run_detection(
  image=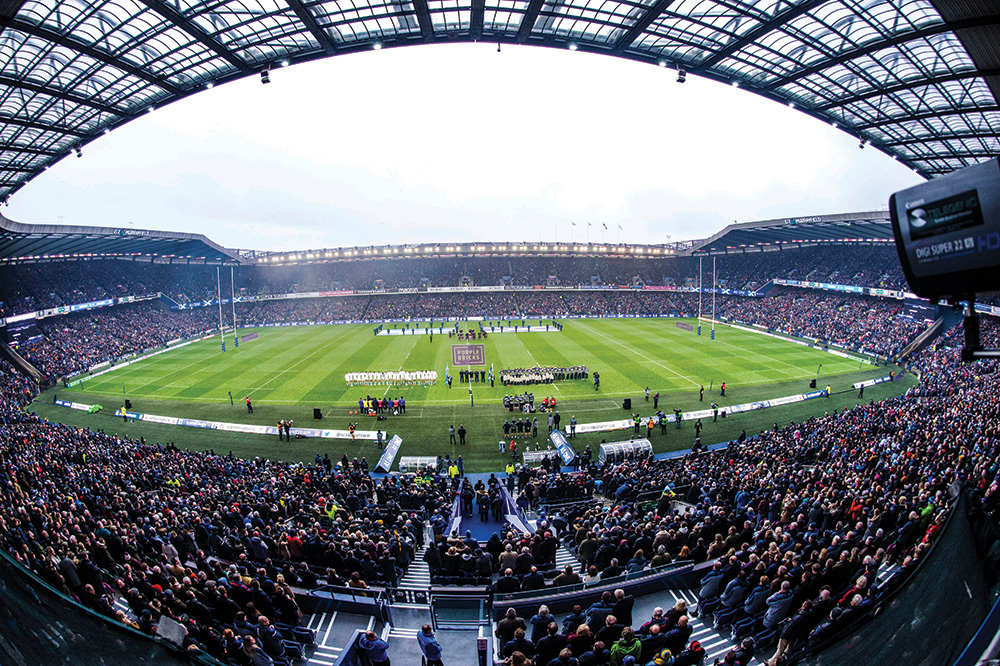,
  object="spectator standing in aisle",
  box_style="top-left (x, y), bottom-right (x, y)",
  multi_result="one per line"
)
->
top-left (418, 625), bottom-right (444, 666)
top-left (360, 631), bottom-right (391, 666)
